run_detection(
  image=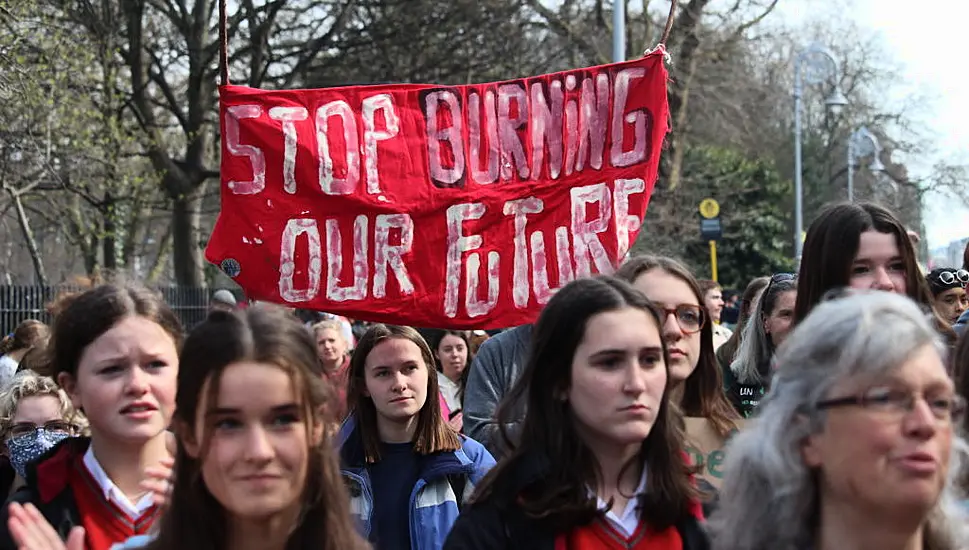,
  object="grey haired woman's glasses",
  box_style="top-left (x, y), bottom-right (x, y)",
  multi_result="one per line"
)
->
top-left (816, 386), bottom-right (966, 423)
